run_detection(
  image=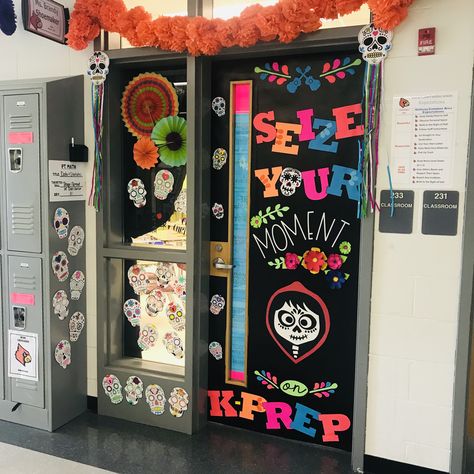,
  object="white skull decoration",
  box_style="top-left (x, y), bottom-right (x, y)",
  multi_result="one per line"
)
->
top-left (358, 24), bottom-right (393, 64)
top-left (53, 207), bottom-right (70, 239)
top-left (146, 384), bottom-right (166, 415)
top-left (212, 97), bottom-right (226, 117)
top-left (210, 294), bottom-right (225, 315)
top-left (137, 323), bottom-right (158, 351)
top-left (274, 300), bottom-right (320, 359)
top-left (87, 51), bottom-right (110, 85)
top-left (163, 331), bottom-right (184, 359)
top-left (212, 203), bottom-right (224, 220)
top-left (127, 178), bottom-right (147, 208)
top-left (102, 374), bottom-right (123, 404)
top-left (209, 341), bottom-right (223, 360)
top-left (168, 387), bottom-right (189, 417)
top-left (174, 189), bottom-right (186, 214)
top-left (128, 265), bottom-right (148, 294)
top-left (167, 302), bottom-right (185, 332)
top-left (52, 251), bottom-right (69, 282)
top-left (55, 340), bottom-right (71, 369)
top-left (124, 376), bottom-right (143, 406)
top-left (279, 168), bottom-right (302, 197)
top-left (68, 226), bottom-right (85, 256)
top-left (155, 263), bottom-right (175, 289)
top-left (69, 311), bottom-right (85, 342)
top-left (145, 292), bottom-right (165, 317)
top-left (52, 290), bottom-right (69, 320)
top-left (154, 170), bottom-right (174, 200)
top-left (123, 299), bottom-right (141, 327)
top-left (70, 270), bottom-right (85, 300)
top-left (212, 148), bottom-right (228, 170)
